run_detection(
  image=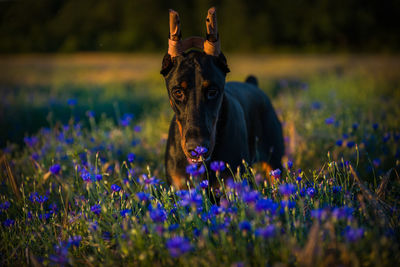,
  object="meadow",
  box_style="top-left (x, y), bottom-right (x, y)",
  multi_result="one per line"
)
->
top-left (0, 53), bottom-right (399, 266)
